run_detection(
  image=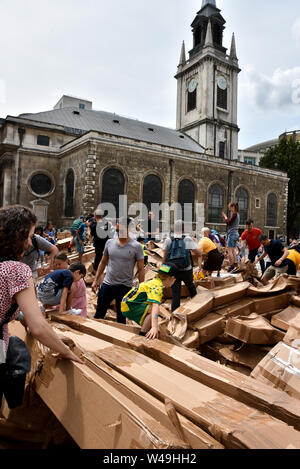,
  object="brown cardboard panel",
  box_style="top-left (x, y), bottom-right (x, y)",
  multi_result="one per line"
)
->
top-left (36, 356), bottom-right (191, 449)
top-left (251, 342), bottom-right (300, 400)
top-left (192, 313), bottom-right (225, 345)
top-left (196, 276), bottom-right (236, 290)
top-left (212, 283), bottom-right (250, 308)
top-left (49, 327), bottom-right (300, 449)
top-left (247, 276), bottom-right (290, 297)
top-left (214, 298), bottom-right (255, 319)
top-left (283, 319), bottom-right (300, 347)
top-left (172, 291), bottom-right (214, 323)
top-left (271, 306), bottom-right (300, 331)
top-left (218, 345), bottom-right (269, 370)
top-left (225, 313), bottom-right (285, 345)
top-left (50, 314), bottom-right (300, 431)
top-left (253, 293), bottom-right (292, 315)
top-left (291, 296), bottom-right (300, 307)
